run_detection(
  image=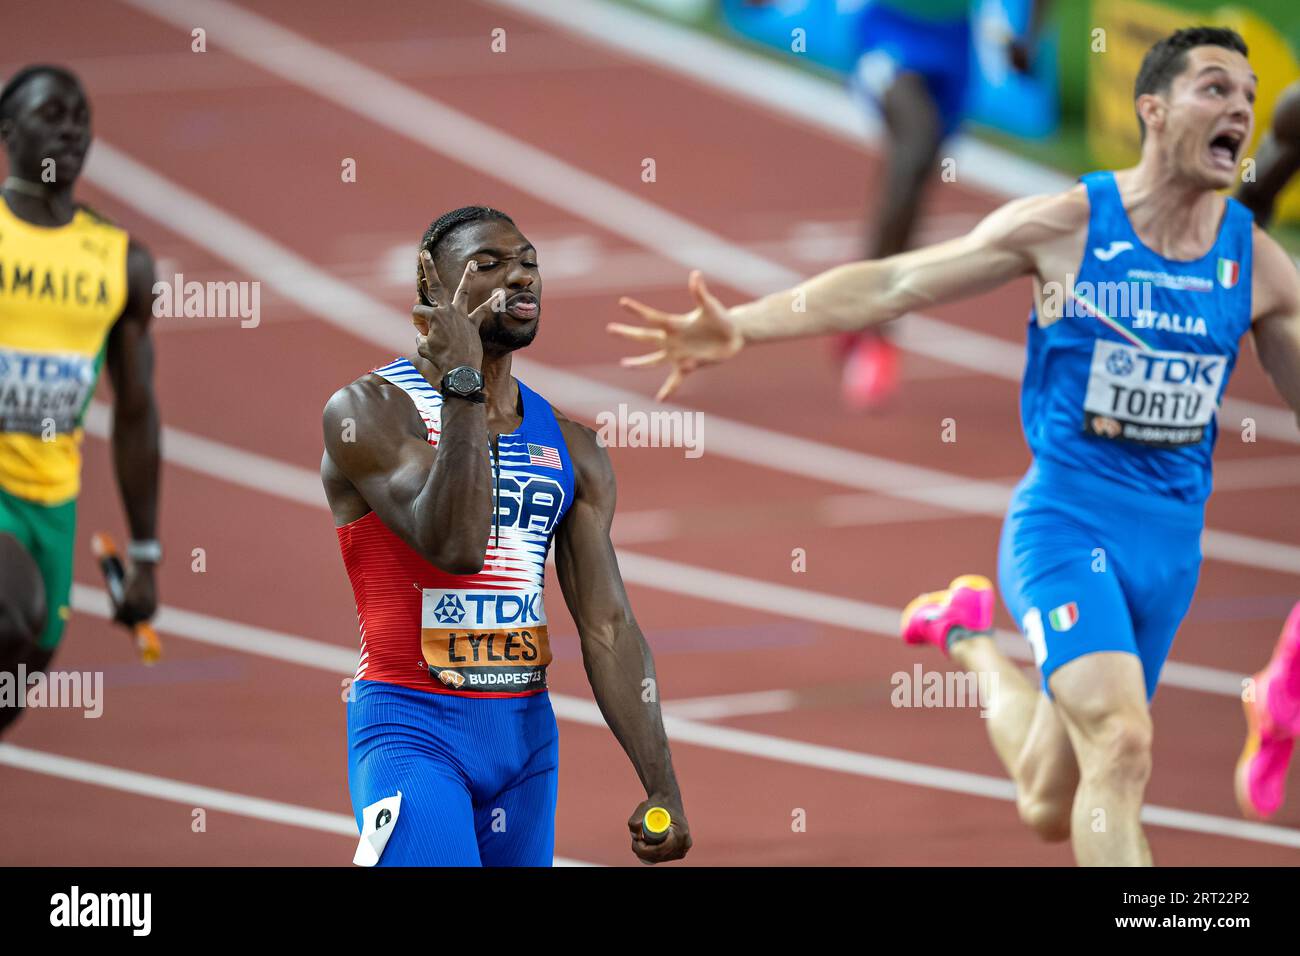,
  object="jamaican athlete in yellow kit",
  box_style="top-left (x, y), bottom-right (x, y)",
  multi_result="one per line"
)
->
top-left (0, 198), bottom-right (129, 647)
